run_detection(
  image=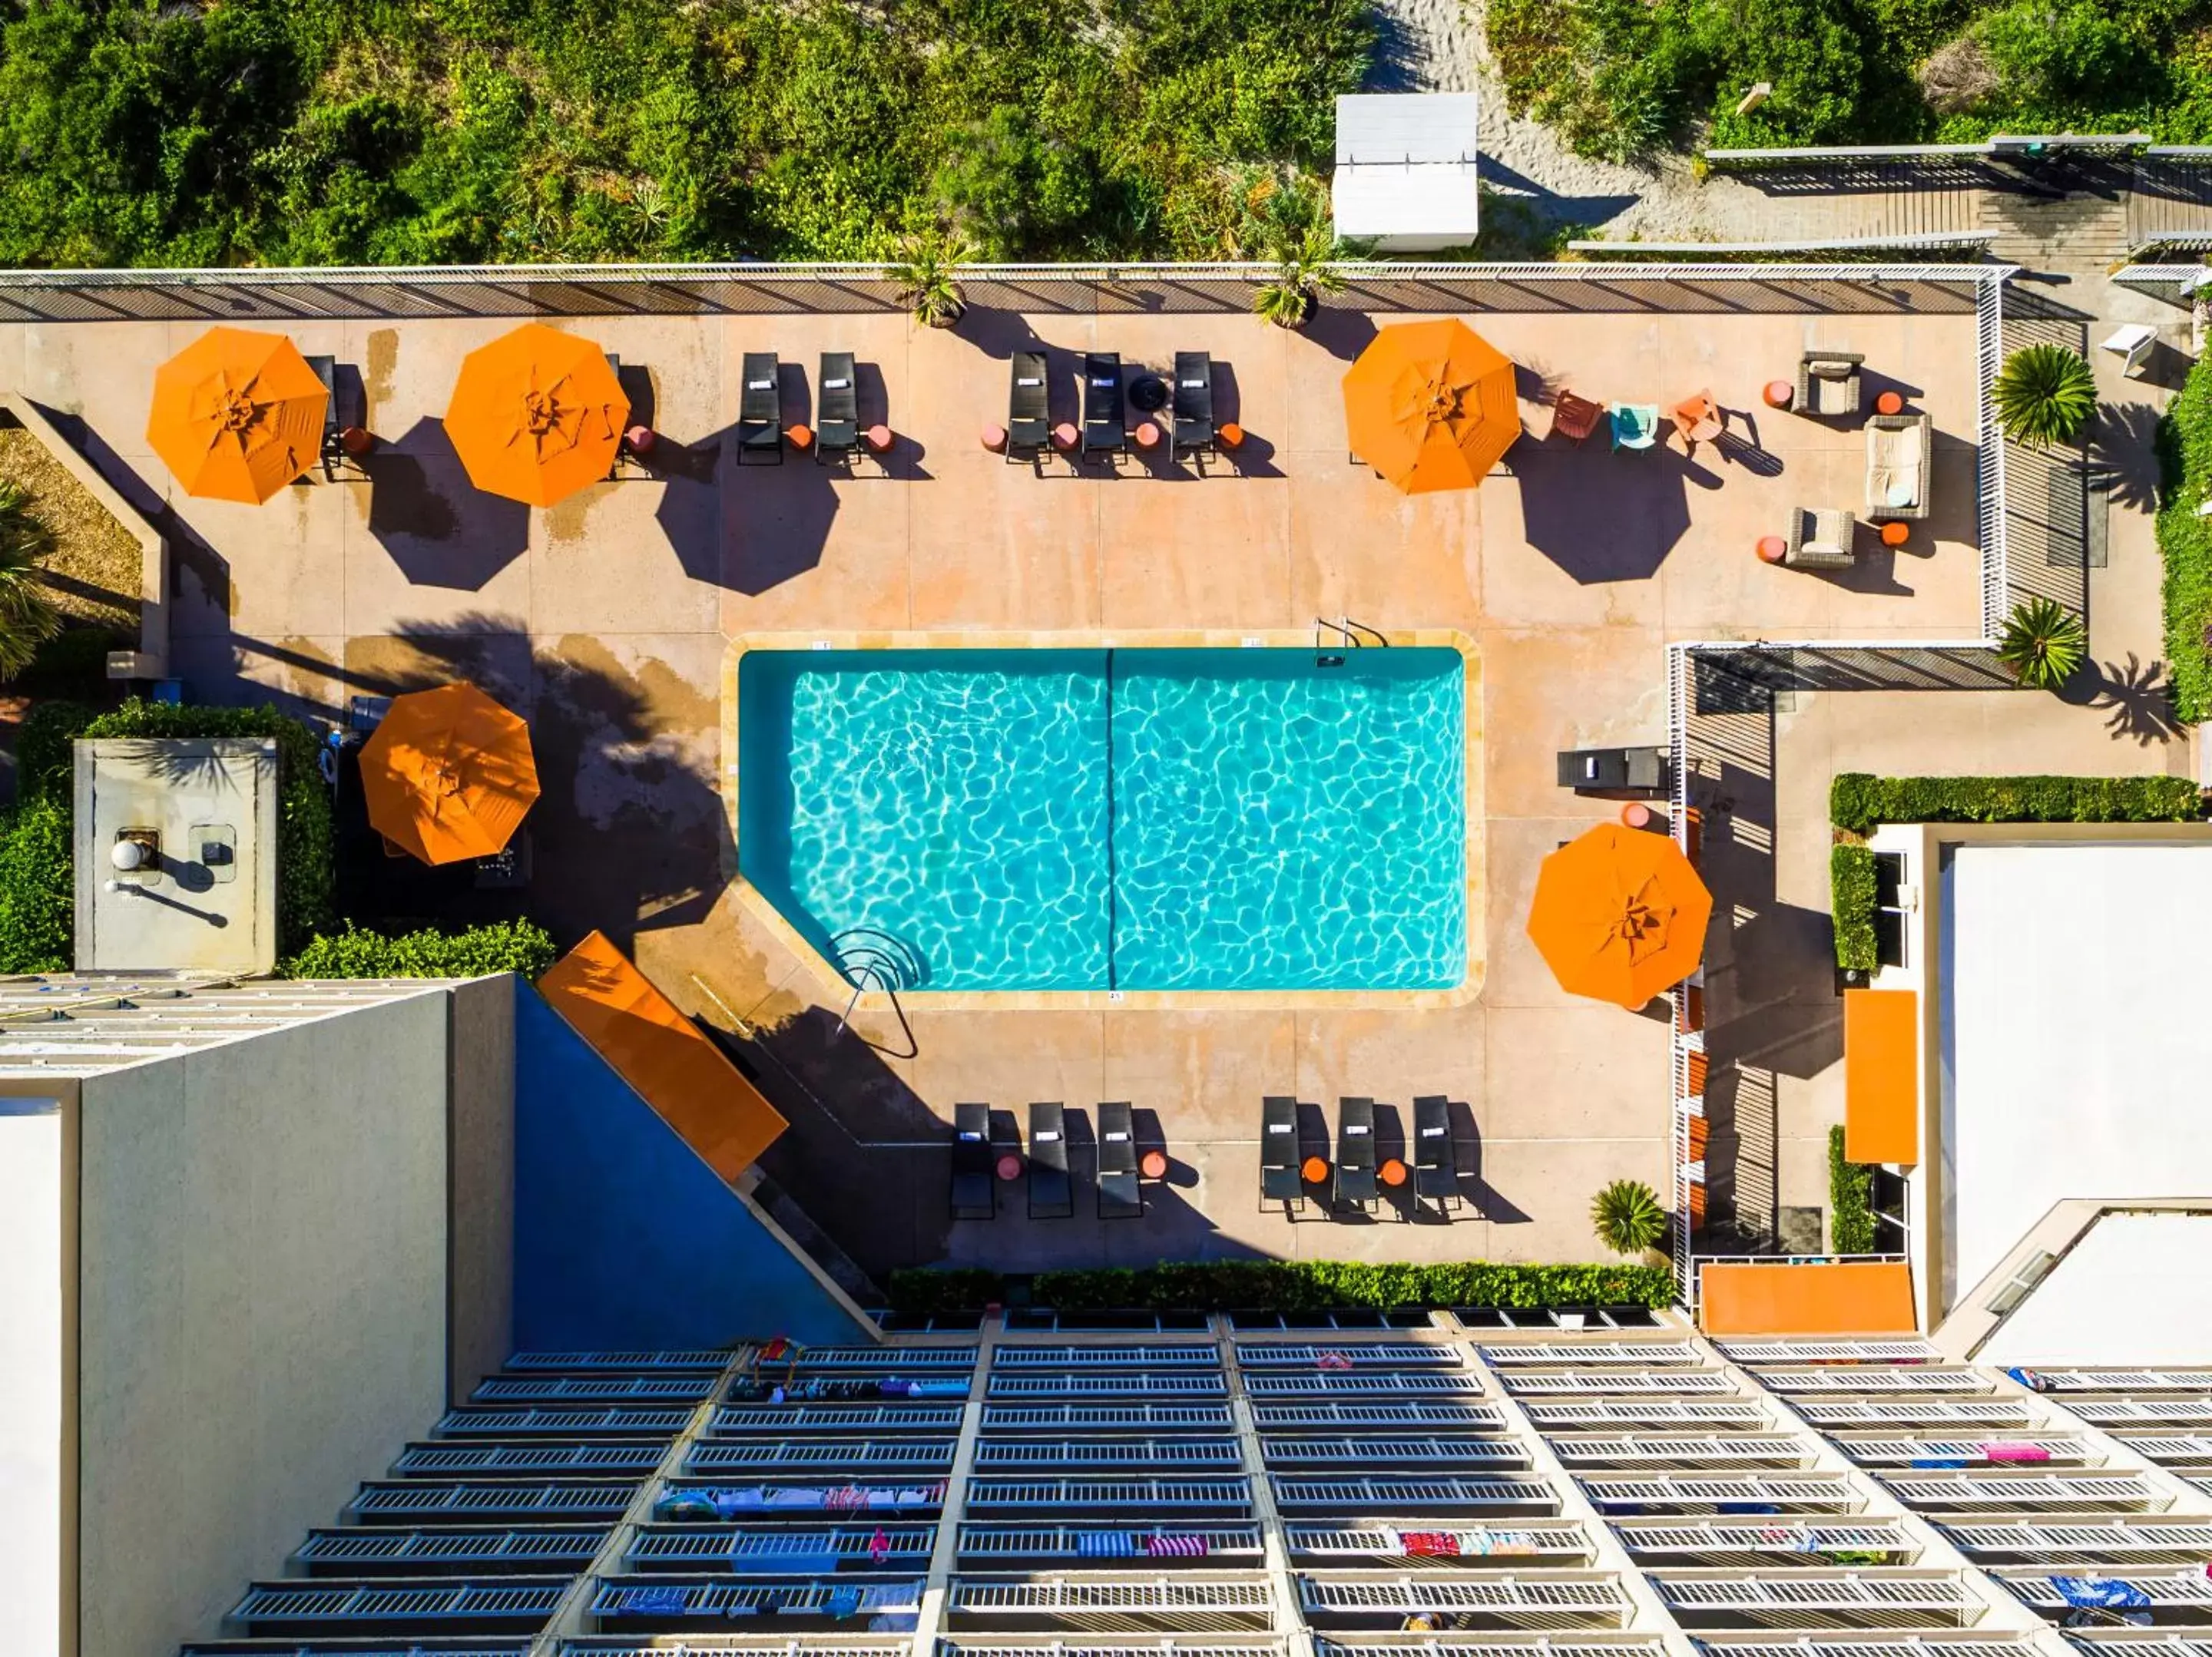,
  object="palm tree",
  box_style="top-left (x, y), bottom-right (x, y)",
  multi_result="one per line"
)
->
top-left (1997, 596), bottom-right (2088, 690)
top-left (1252, 222), bottom-right (1349, 330)
top-left (1591, 1178), bottom-right (1667, 1255)
top-left (0, 481), bottom-right (61, 681)
top-left (1992, 342), bottom-right (2098, 448)
top-left (886, 229), bottom-right (972, 329)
